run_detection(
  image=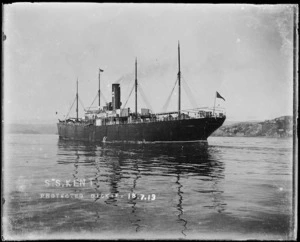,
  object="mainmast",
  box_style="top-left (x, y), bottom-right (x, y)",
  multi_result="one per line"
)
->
top-left (178, 41), bottom-right (181, 119)
top-left (76, 79), bottom-right (78, 120)
top-left (98, 68), bottom-right (104, 110)
top-left (135, 58), bottom-right (138, 118)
